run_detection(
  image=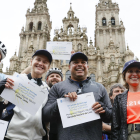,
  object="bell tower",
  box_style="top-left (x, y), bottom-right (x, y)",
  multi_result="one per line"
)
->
top-left (95, 0), bottom-right (126, 54)
top-left (18, 0), bottom-right (52, 72)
